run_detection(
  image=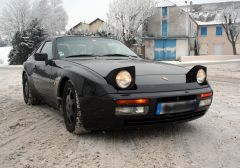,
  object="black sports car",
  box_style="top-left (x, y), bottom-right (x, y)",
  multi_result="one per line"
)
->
top-left (22, 36), bottom-right (213, 134)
